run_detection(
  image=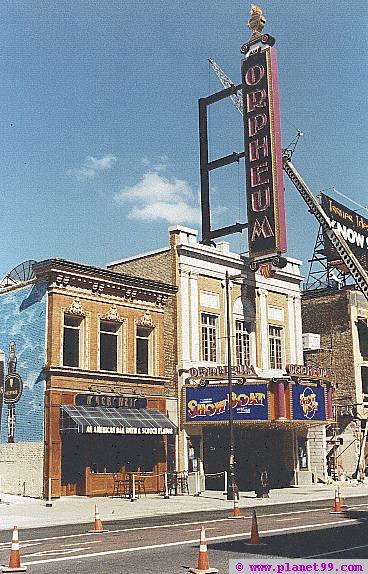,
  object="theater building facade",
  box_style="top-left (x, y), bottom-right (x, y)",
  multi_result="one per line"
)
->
top-left (108, 226), bottom-right (334, 490)
top-left (0, 259), bottom-right (177, 497)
